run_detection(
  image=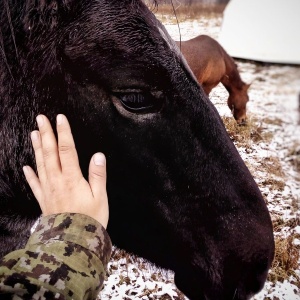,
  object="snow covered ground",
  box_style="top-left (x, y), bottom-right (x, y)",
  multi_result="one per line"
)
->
top-left (99, 14), bottom-right (300, 300)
